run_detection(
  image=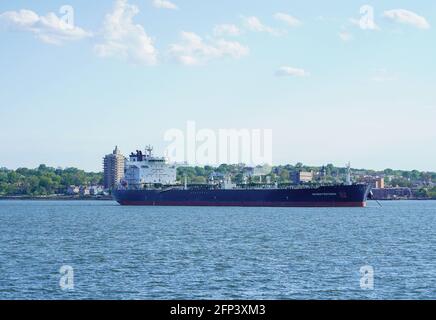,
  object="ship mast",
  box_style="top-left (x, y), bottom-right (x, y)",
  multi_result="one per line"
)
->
top-left (145, 145), bottom-right (153, 157)
top-left (346, 162), bottom-right (352, 186)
